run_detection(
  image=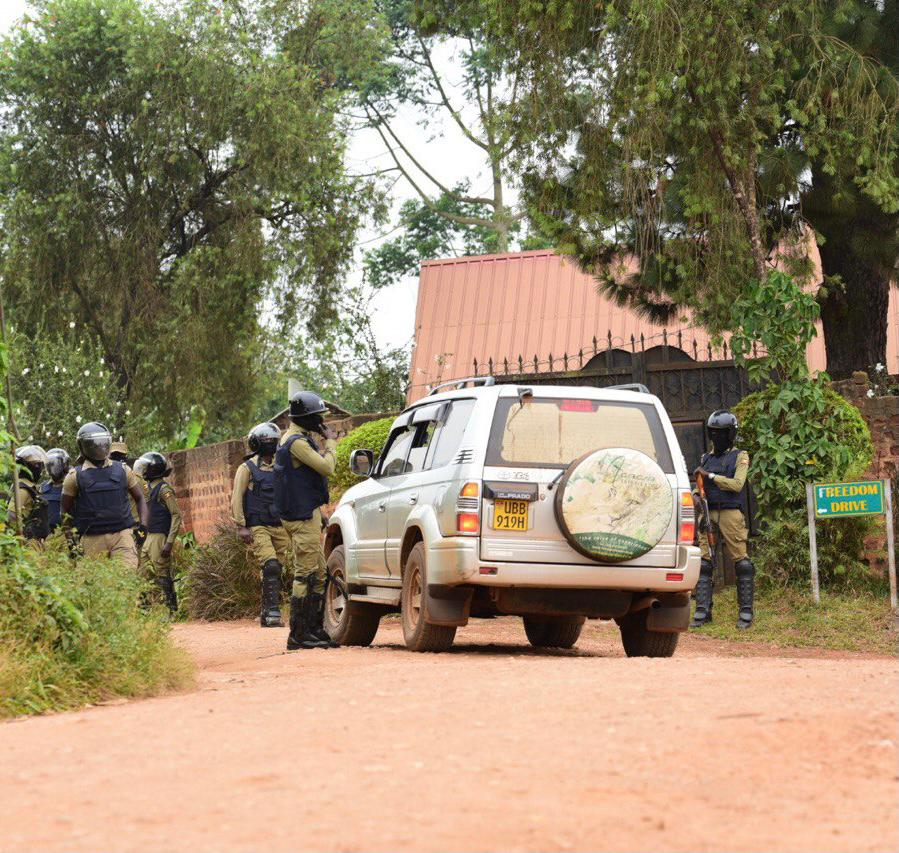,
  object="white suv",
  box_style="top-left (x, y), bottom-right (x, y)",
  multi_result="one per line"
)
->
top-left (323, 378), bottom-right (700, 656)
